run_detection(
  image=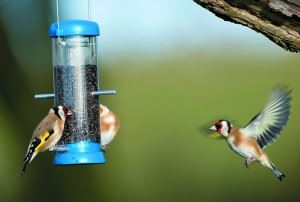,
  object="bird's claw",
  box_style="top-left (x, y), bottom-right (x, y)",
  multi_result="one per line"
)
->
top-left (49, 145), bottom-right (69, 152)
top-left (244, 157), bottom-right (255, 168)
top-left (102, 145), bottom-right (110, 153)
